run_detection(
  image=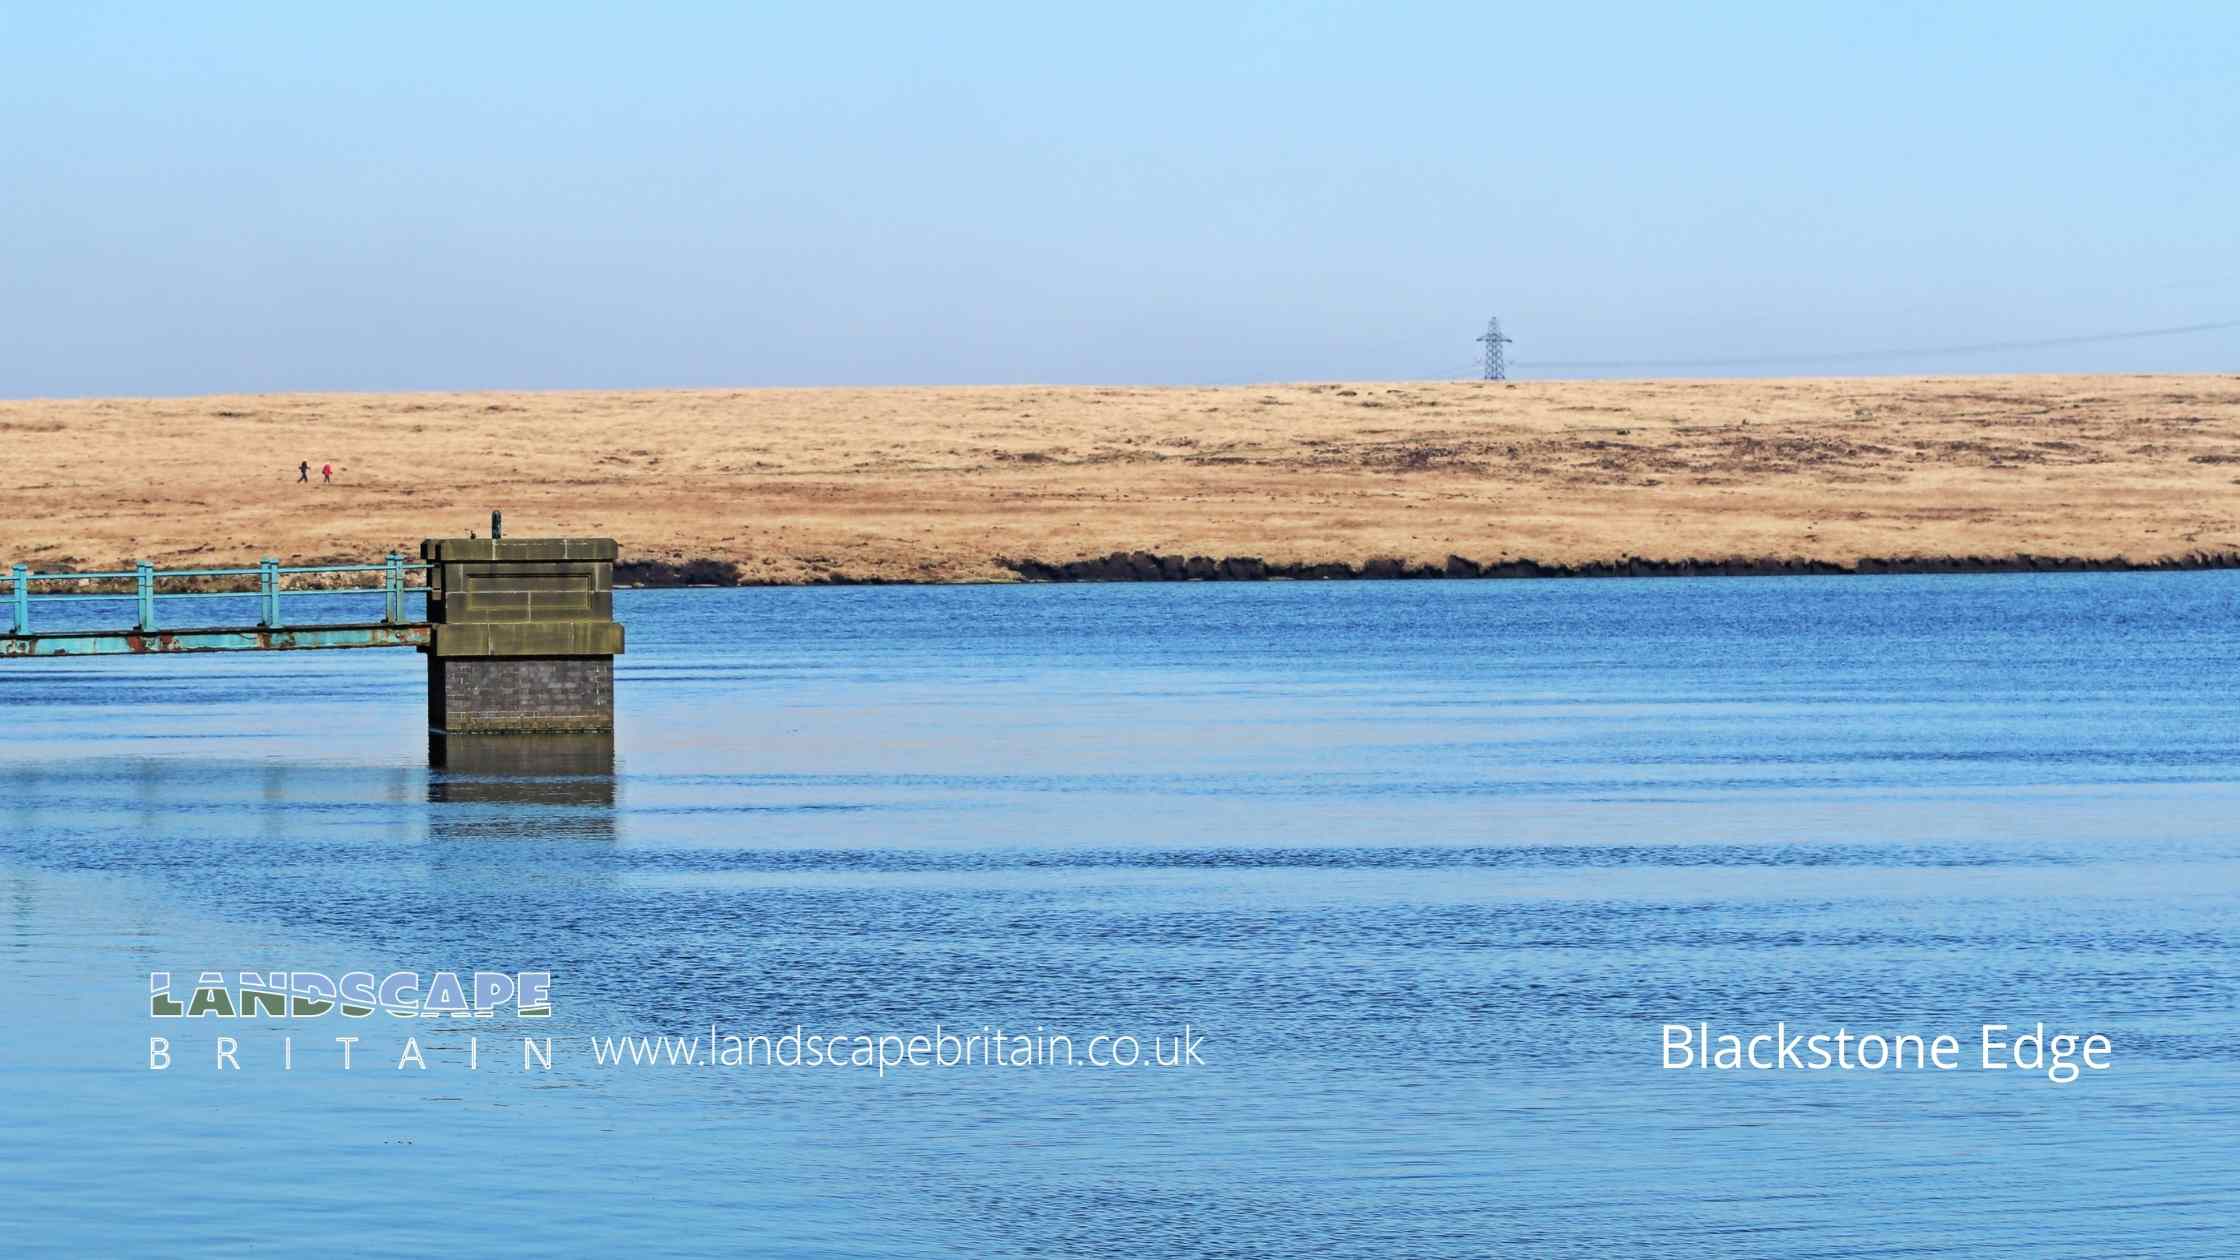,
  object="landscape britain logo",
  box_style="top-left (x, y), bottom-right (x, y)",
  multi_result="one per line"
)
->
top-left (149, 969), bottom-right (553, 1019)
